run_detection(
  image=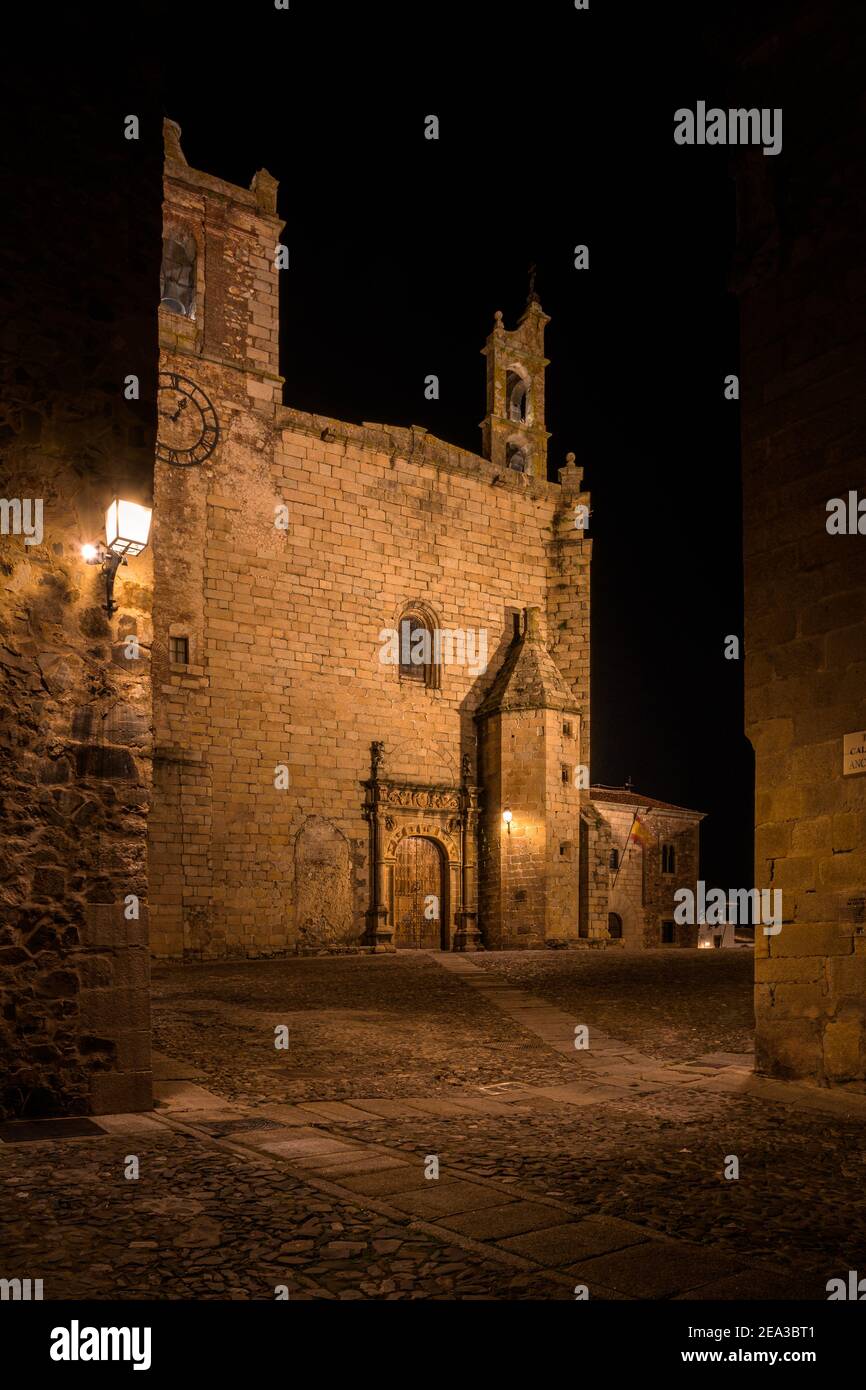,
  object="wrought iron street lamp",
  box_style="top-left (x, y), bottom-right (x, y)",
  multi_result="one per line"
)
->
top-left (82, 499), bottom-right (152, 616)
